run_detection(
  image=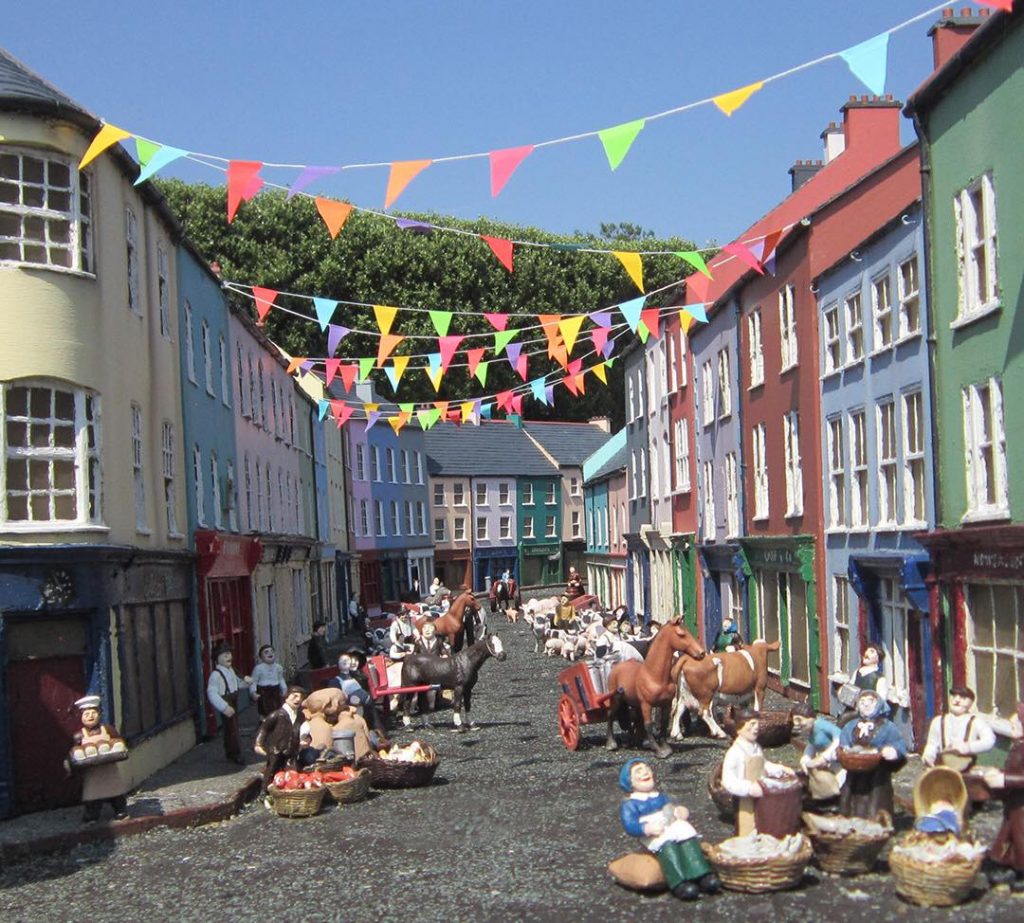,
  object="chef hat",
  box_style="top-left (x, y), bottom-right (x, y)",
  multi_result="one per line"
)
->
top-left (74, 695), bottom-right (101, 711)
